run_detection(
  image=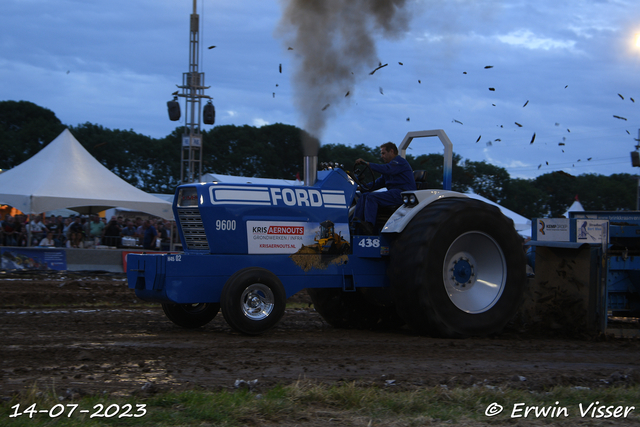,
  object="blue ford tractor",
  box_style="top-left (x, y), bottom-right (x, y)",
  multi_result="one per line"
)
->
top-left (127, 130), bottom-right (526, 337)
